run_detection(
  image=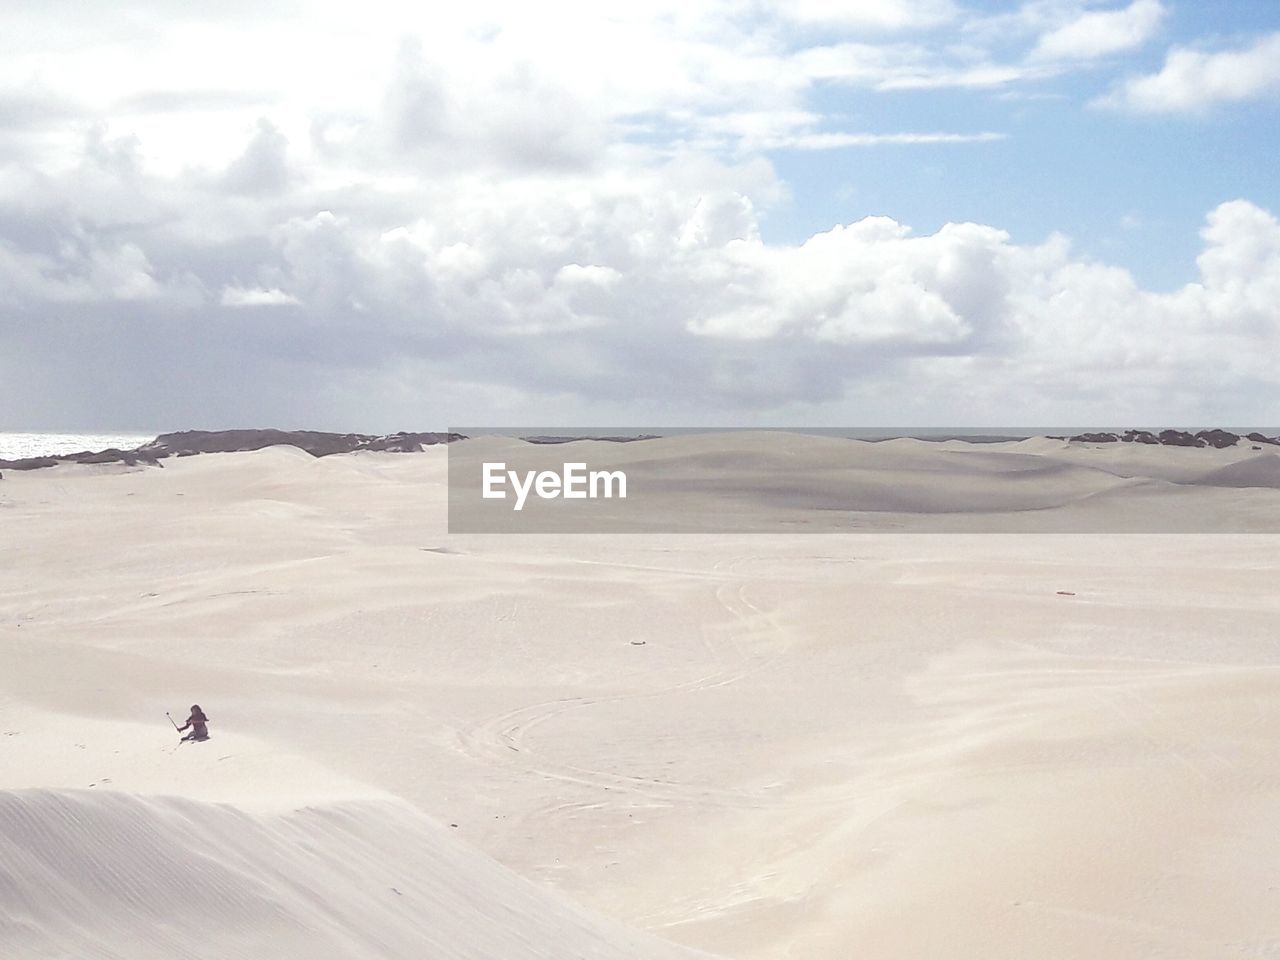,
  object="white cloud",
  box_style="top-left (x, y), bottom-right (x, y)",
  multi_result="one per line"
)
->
top-left (3, 94), bottom-right (1279, 423)
top-left (1191, 200), bottom-right (1280, 333)
top-left (1031, 0), bottom-right (1165, 62)
top-left (686, 200), bottom-right (1280, 398)
top-left (780, 0), bottom-right (958, 31)
top-left (1, 1), bottom-right (1277, 426)
top-left (876, 63), bottom-right (1042, 91)
top-left (3, 114), bottom-right (1279, 422)
top-left (222, 118), bottom-right (290, 195)
top-left (754, 131), bottom-right (1006, 150)
top-left (688, 217), bottom-right (1002, 346)
top-left (1101, 31), bottom-right (1280, 112)
top-left (220, 286), bottom-right (301, 307)
top-left (0, 0), bottom-right (1079, 173)
top-left (0, 235), bottom-right (166, 304)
